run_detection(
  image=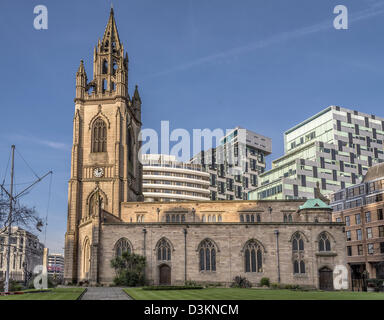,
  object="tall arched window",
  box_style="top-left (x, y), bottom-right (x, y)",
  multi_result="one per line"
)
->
top-left (127, 127), bottom-right (133, 163)
top-left (292, 232), bottom-right (304, 252)
top-left (293, 260), bottom-right (306, 274)
top-left (83, 238), bottom-right (91, 277)
top-left (318, 232), bottom-right (331, 252)
top-left (288, 214), bottom-right (293, 222)
top-left (198, 239), bottom-right (217, 272)
top-left (244, 240), bottom-right (263, 273)
top-left (92, 118), bottom-right (107, 152)
top-left (102, 60), bottom-right (108, 74)
top-left (292, 232), bottom-right (306, 274)
top-left (256, 214), bottom-right (261, 222)
top-left (284, 214), bottom-right (287, 222)
top-left (115, 238), bottom-right (131, 257)
top-left (157, 238), bottom-right (171, 261)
